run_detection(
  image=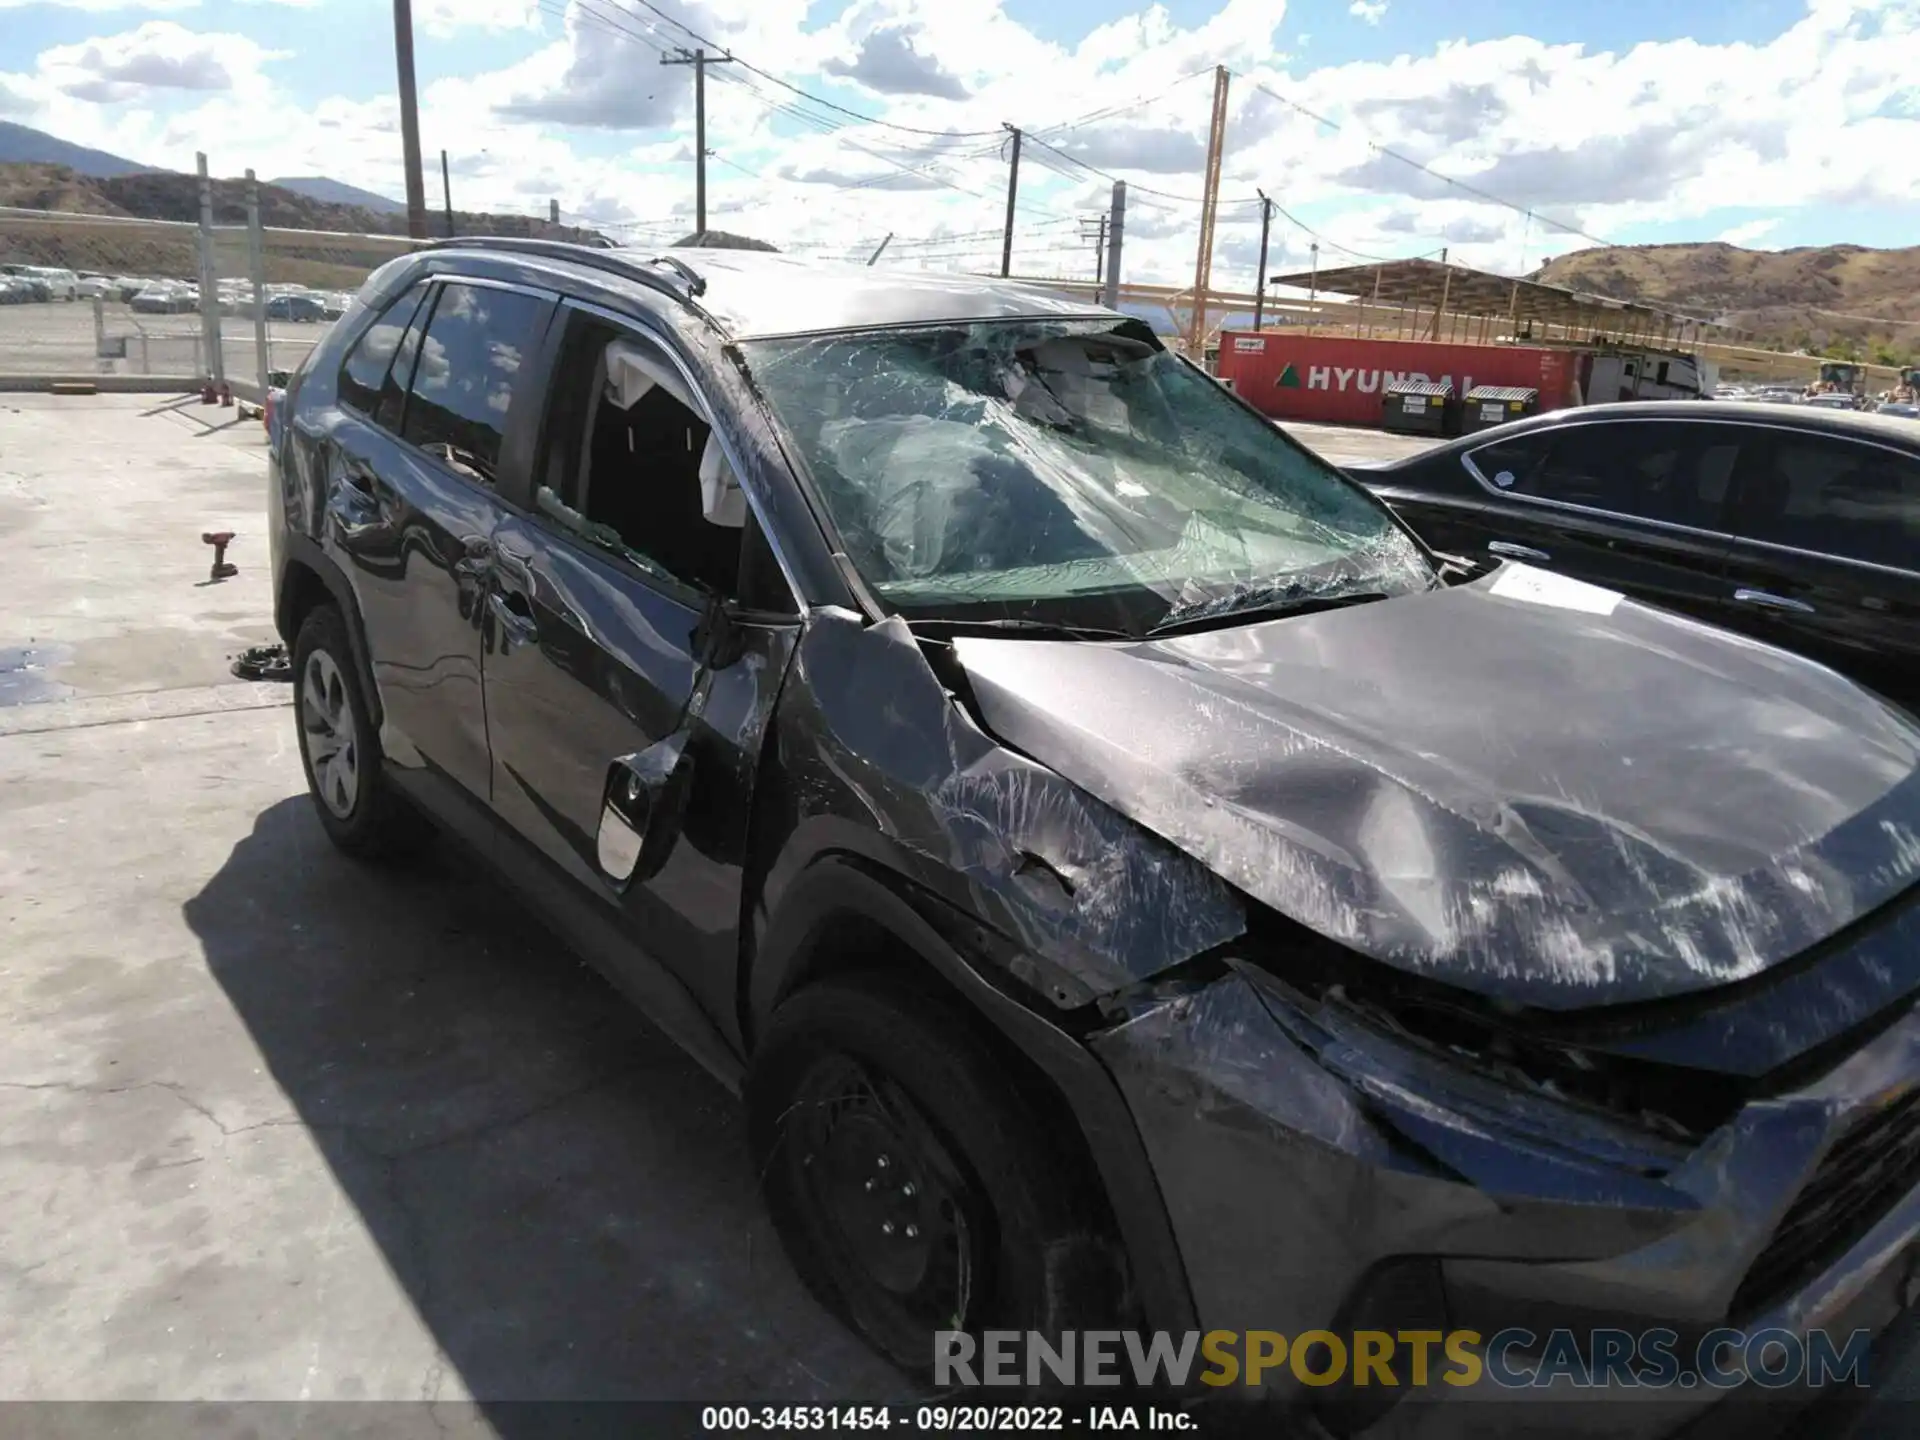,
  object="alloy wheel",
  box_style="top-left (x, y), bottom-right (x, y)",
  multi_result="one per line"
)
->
top-left (301, 648), bottom-right (360, 819)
